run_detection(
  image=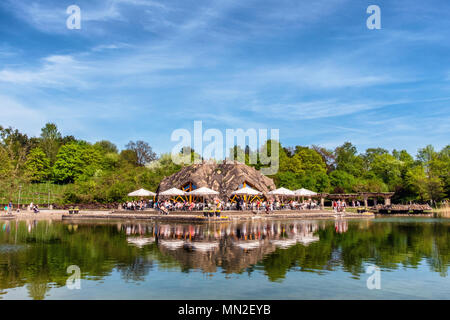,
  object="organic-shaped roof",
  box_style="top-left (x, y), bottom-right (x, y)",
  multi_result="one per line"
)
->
top-left (158, 161), bottom-right (276, 199)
